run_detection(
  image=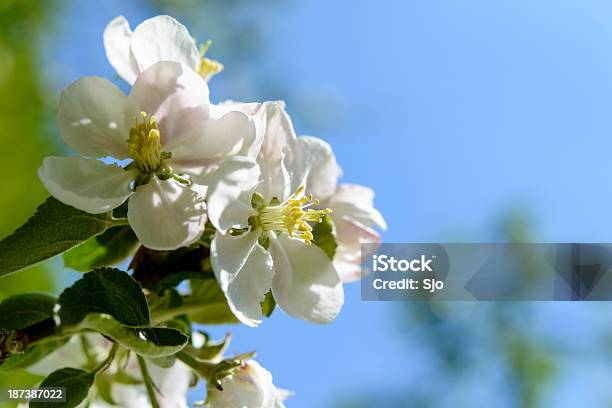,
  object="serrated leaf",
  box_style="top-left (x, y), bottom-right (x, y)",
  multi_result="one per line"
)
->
top-left (30, 367), bottom-right (94, 408)
top-left (58, 268), bottom-right (149, 327)
top-left (0, 293), bottom-right (56, 330)
top-left (77, 314), bottom-right (188, 358)
top-left (312, 215), bottom-right (337, 260)
top-left (0, 197), bottom-right (114, 278)
top-left (63, 226), bottom-right (138, 272)
top-left (186, 280), bottom-right (238, 325)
